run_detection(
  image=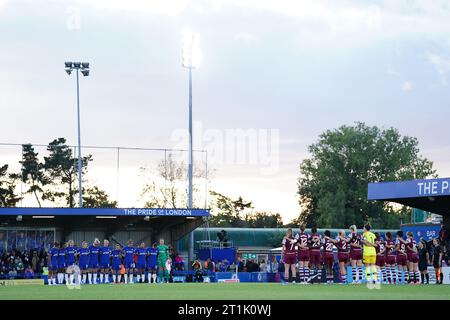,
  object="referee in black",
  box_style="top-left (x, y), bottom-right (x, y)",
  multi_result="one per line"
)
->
top-left (432, 238), bottom-right (443, 285)
top-left (418, 239), bottom-right (430, 284)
